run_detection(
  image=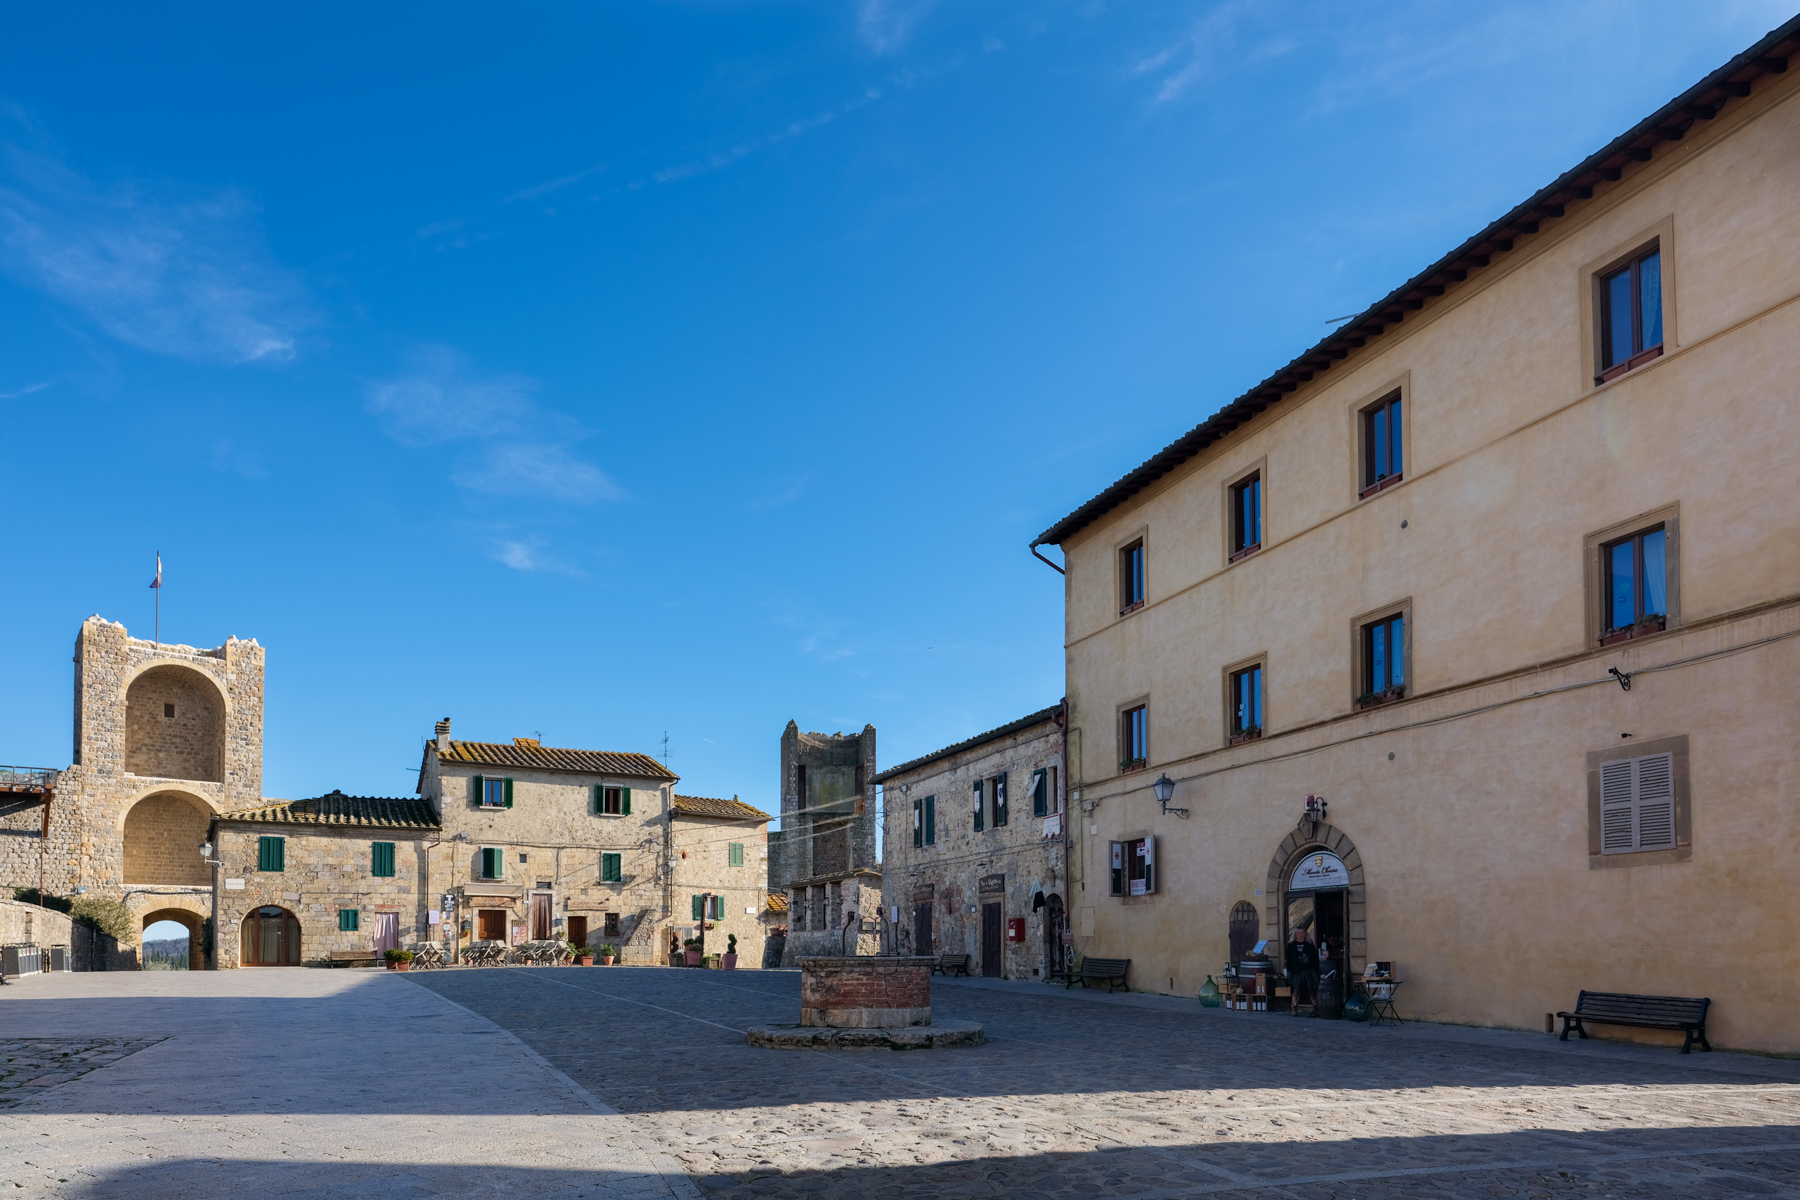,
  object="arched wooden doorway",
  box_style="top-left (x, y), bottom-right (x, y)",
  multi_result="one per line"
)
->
top-left (241, 906), bottom-right (301, 966)
top-left (1228, 901), bottom-right (1259, 966)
